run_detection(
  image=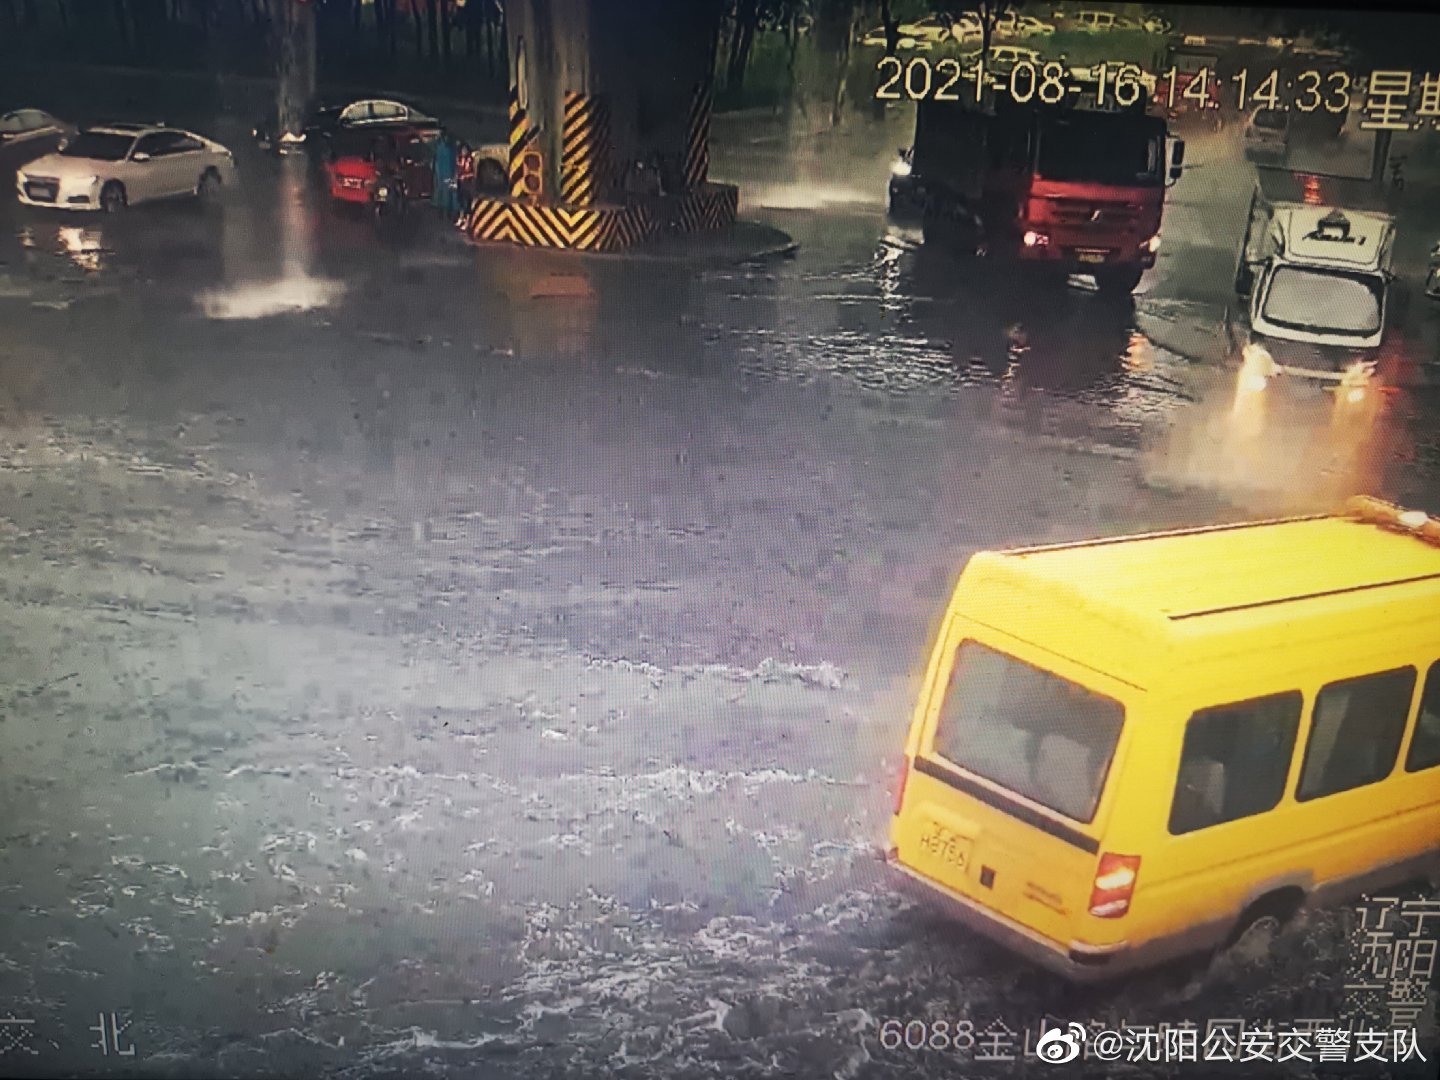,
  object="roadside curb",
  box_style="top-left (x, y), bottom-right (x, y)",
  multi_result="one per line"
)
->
top-left (455, 221), bottom-right (799, 268)
top-left (1135, 299), bottom-right (1232, 367)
